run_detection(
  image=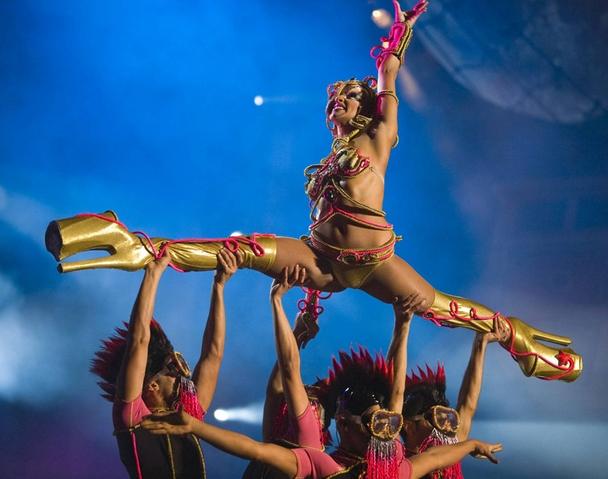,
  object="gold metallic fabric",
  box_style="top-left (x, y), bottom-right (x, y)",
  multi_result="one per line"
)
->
top-left (428, 290), bottom-right (582, 382)
top-left (45, 211), bottom-right (277, 274)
